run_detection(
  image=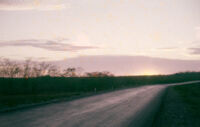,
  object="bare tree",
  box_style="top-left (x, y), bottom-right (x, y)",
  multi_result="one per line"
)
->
top-left (23, 59), bottom-right (32, 78)
top-left (0, 58), bottom-right (21, 77)
top-left (9, 62), bottom-right (21, 78)
top-left (0, 58), bottom-right (98, 78)
top-left (38, 62), bottom-right (50, 76)
top-left (32, 64), bottom-right (42, 77)
top-left (48, 64), bottom-right (60, 77)
top-left (62, 67), bottom-right (77, 77)
top-left (85, 71), bottom-right (114, 77)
